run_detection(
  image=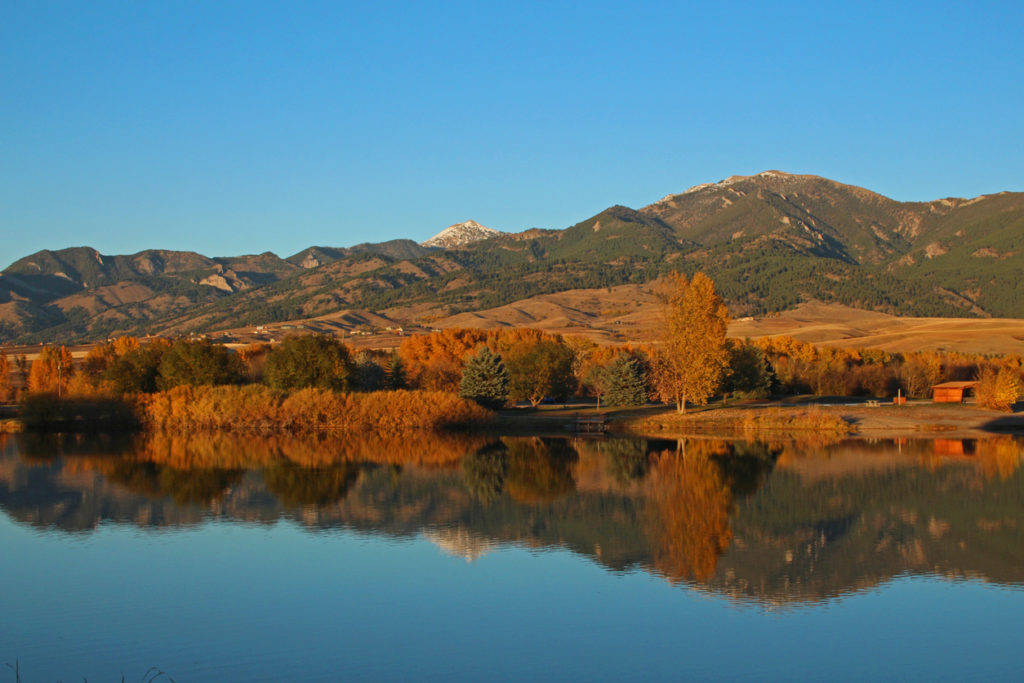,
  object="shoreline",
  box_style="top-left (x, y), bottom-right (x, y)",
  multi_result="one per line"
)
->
top-left (4, 400), bottom-right (1022, 440)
